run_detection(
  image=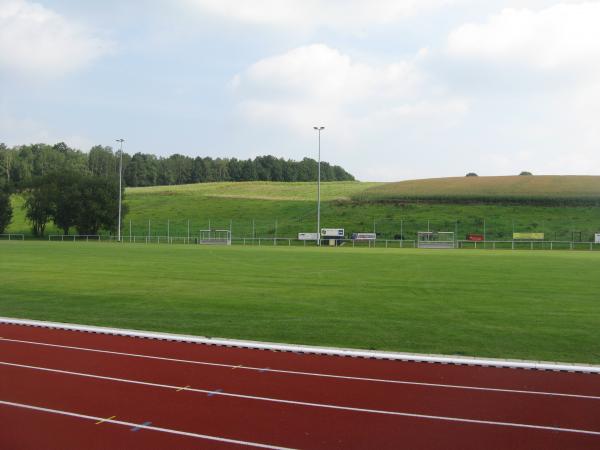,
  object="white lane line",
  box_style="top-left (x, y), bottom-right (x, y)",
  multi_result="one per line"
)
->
top-left (0, 399), bottom-right (294, 449)
top-left (0, 337), bottom-right (598, 401)
top-left (1, 360), bottom-right (599, 437)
